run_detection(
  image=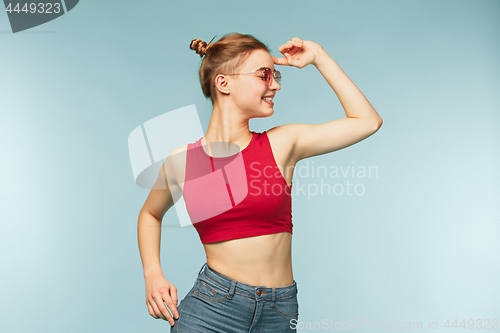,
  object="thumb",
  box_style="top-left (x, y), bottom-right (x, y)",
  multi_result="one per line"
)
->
top-left (284, 53), bottom-right (294, 64)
